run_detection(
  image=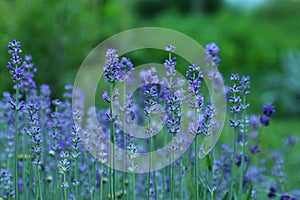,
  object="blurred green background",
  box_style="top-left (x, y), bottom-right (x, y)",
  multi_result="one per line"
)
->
top-left (0, 0), bottom-right (299, 192)
top-left (1, 0), bottom-right (300, 117)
